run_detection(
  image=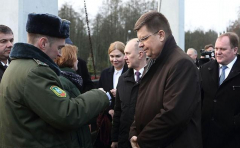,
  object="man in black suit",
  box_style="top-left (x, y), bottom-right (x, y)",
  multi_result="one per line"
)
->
top-left (111, 38), bottom-right (147, 148)
top-left (0, 25), bottom-right (13, 82)
top-left (200, 32), bottom-right (240, 148)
